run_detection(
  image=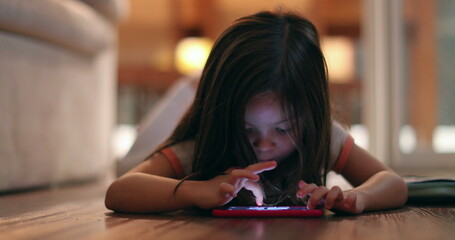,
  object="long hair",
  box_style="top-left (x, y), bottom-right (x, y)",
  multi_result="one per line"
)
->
top-left (162, 10), bottom-right (331, 205)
